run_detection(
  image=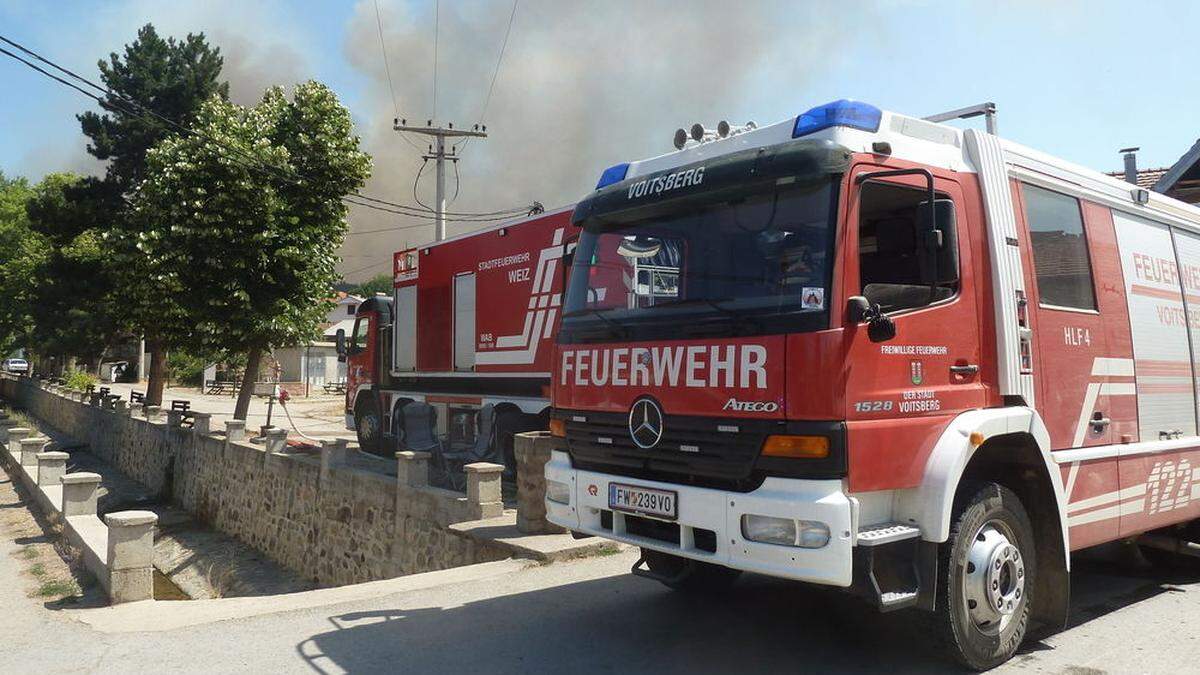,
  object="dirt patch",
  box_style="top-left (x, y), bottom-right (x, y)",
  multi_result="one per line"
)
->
top-left (0, 466), bottom-right (99, 605)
